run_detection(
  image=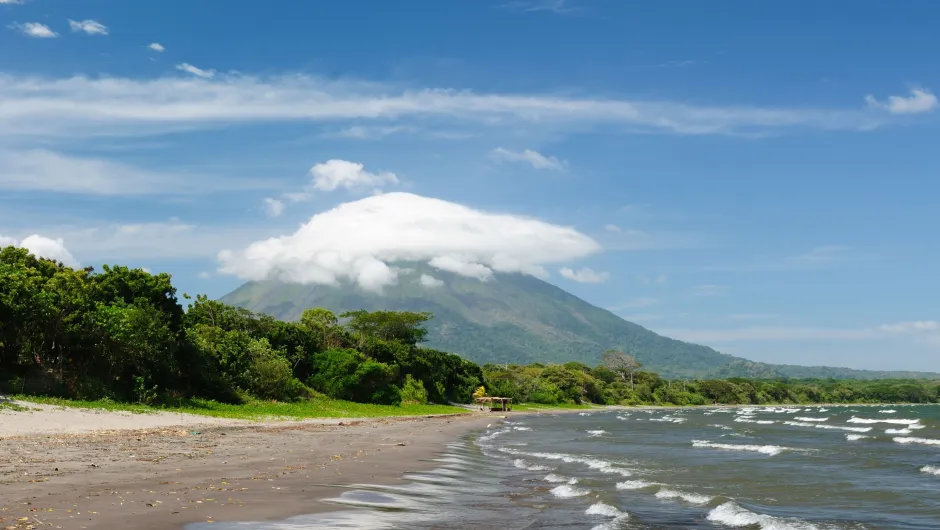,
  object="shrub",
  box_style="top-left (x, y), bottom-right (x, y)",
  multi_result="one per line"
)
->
top-left (400, 374), bottom-right (429, 405)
